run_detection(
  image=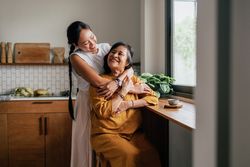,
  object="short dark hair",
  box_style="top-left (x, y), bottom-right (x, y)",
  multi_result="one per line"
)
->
top-left (103, 41), bottom-right (134, 74)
